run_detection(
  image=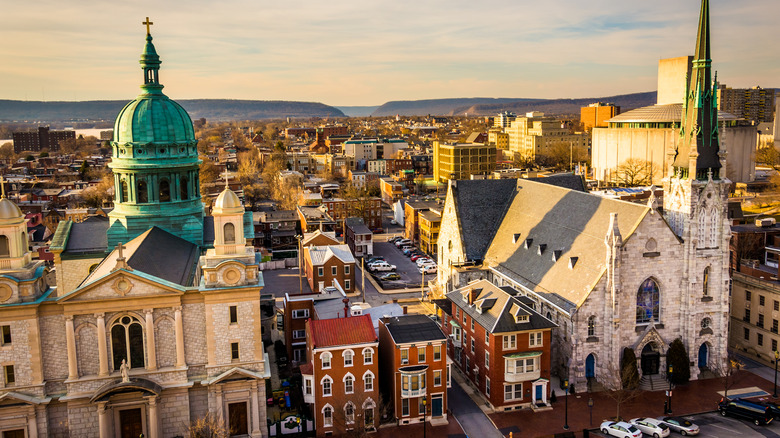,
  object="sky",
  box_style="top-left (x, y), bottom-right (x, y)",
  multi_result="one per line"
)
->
top-left (0, 0), bottom-right (777, 107)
